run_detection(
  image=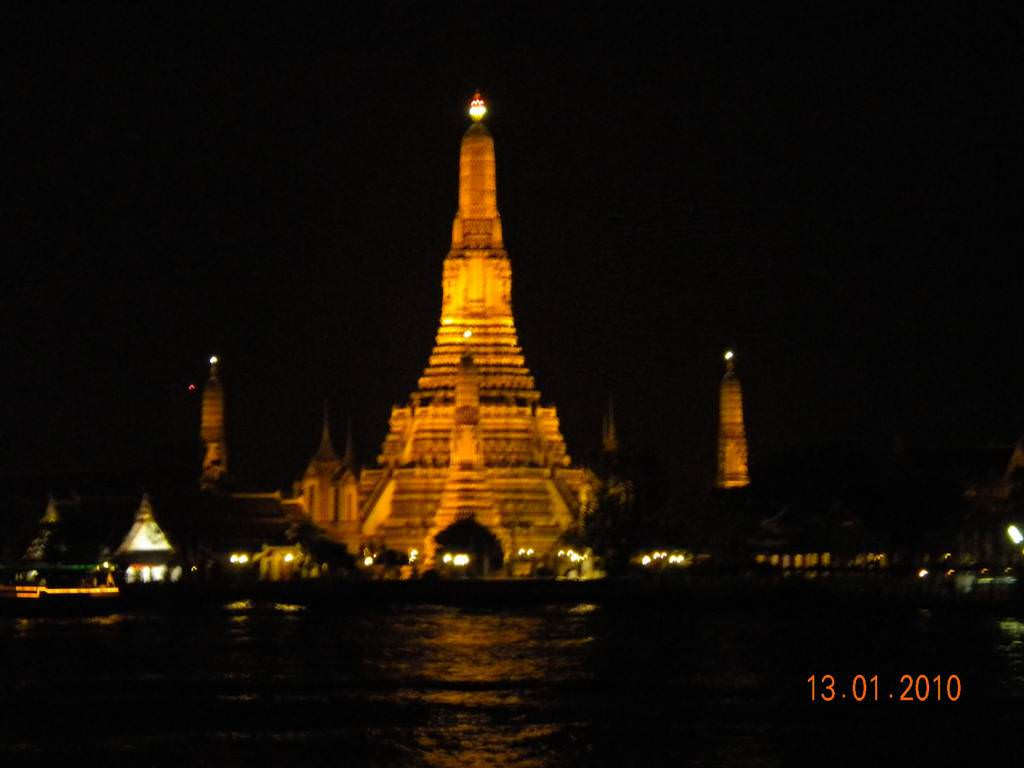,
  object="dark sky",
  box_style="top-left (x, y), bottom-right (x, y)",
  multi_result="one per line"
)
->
top-left (3, 3), bottom-right (1022, 491)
